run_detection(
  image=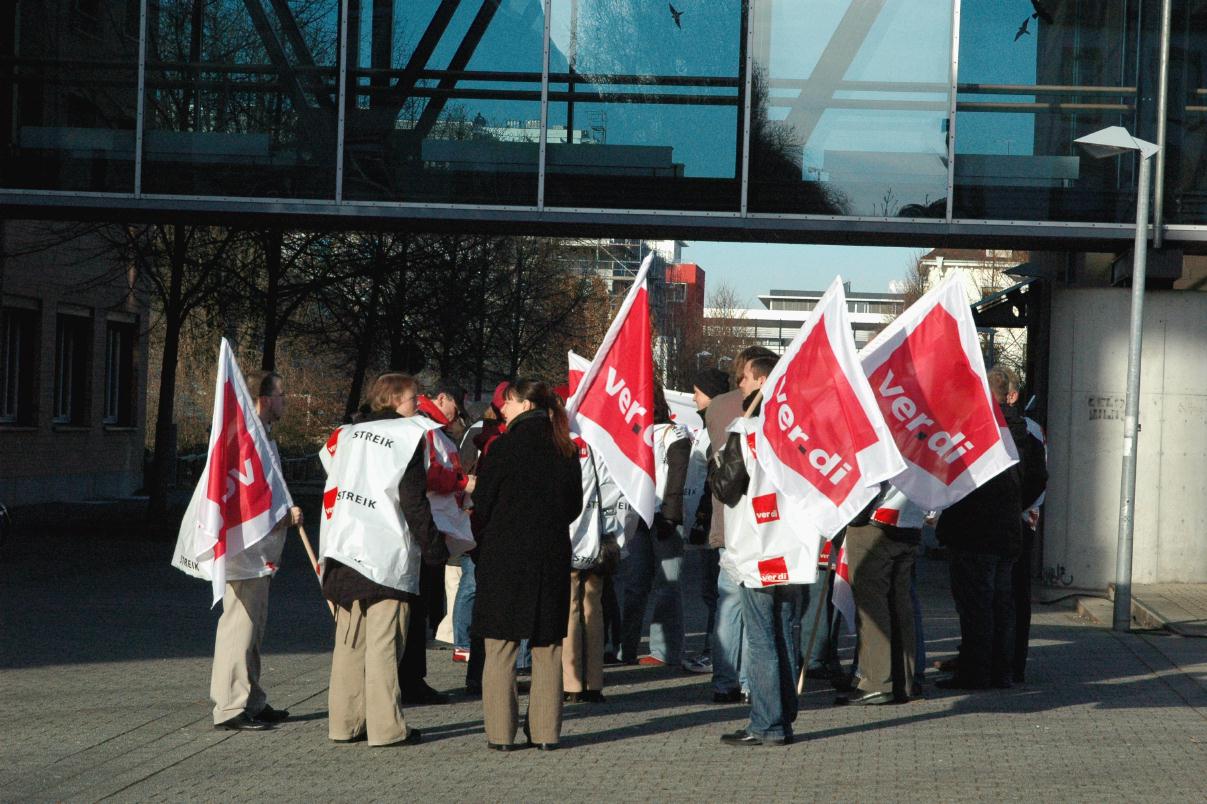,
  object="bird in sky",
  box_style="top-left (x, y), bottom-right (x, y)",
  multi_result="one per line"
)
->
top-left (669, 3), bottom-right (684, 29)
top-left (1014, 16), bottom-right (1030, 41)
top-left (1030, 0), bottom-right (1054, 24)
